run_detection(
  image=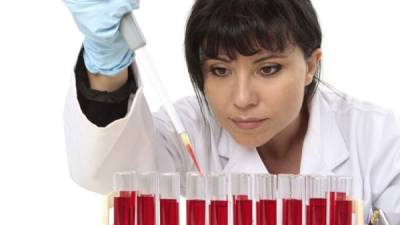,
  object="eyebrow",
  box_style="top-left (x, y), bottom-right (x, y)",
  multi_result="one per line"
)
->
top-left (201, 56), bottom-right (232, 63)
top-left (253, 54), bottom-right (287, 64)
top-left (202, 53), bottom-right (287, 64)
